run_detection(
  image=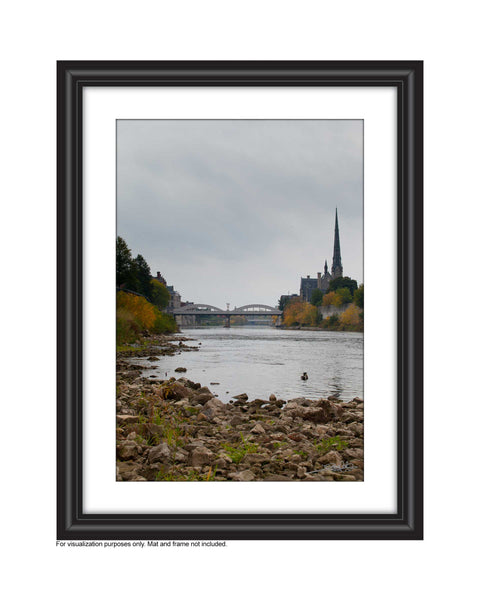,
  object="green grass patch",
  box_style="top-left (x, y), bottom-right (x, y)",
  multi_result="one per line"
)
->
top-left (222, 434), bottom-right (258, 464)
top-left (315, 435), bottom-right (349, 454)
